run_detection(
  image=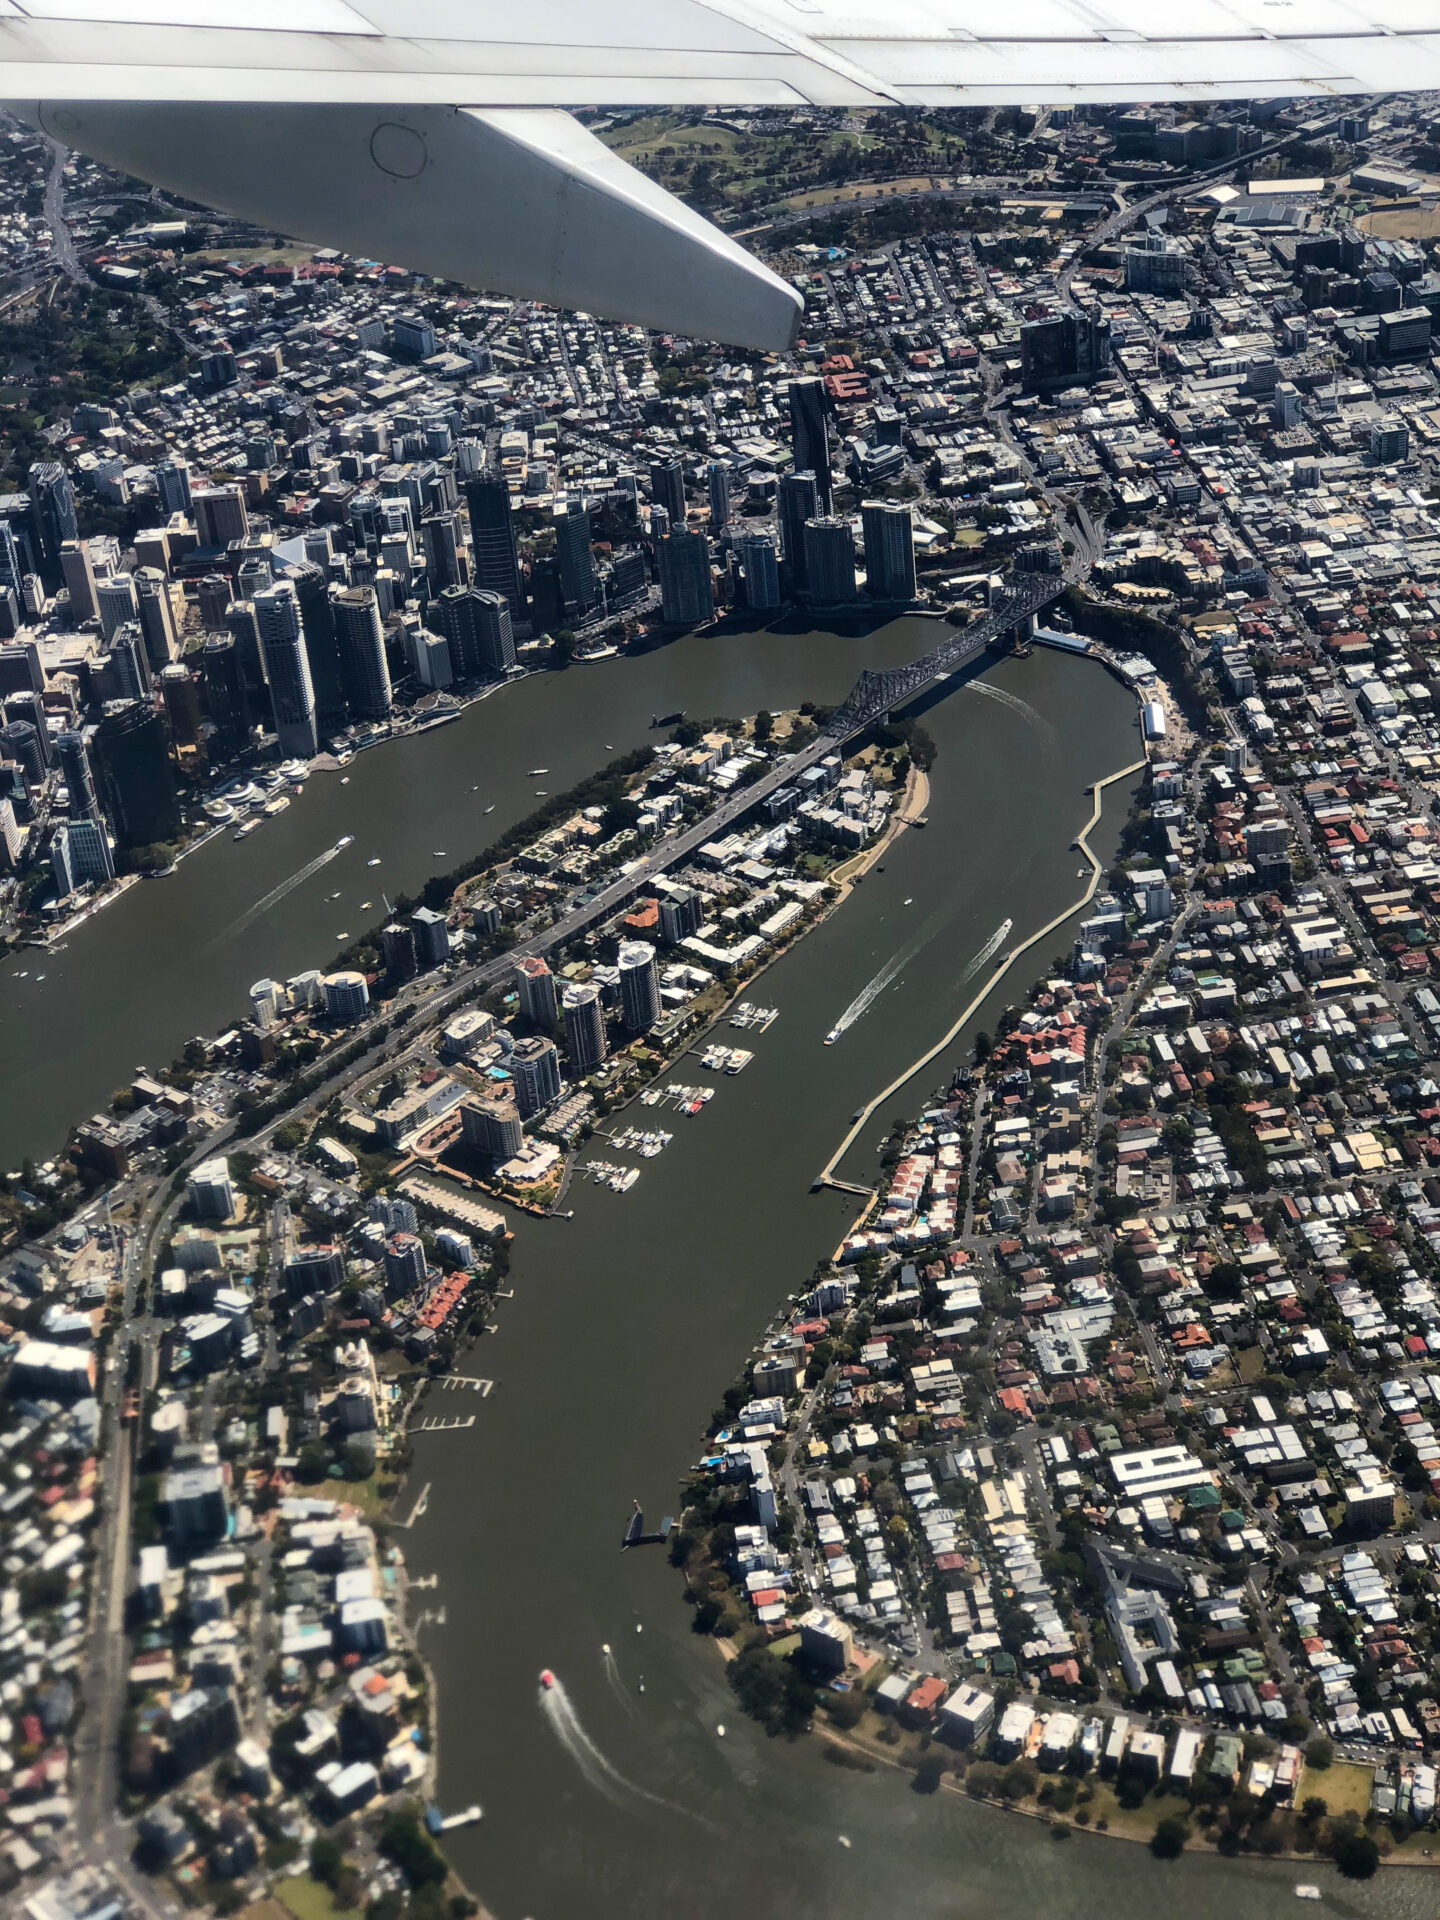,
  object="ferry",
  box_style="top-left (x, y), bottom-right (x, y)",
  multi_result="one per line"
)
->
top-left (539, 1669), bottom-right (555, 1690)
top-left (824, 1027), bottom-right (842, 1045)
top-left (335, 835), bottom-right (354, 850)
top-left (233, 820), bottom-right (259, 842)
top-left (262, 795), bottom-right (291, 816)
